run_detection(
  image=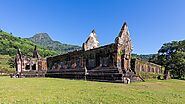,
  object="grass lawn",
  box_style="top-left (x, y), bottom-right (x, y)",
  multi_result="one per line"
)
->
top-left (0, 77), bottom-right (185, 104)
